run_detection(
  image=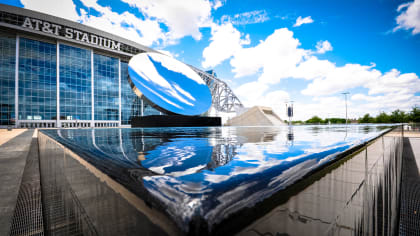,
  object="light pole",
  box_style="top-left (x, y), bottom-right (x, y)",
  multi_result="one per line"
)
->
top-left (285, 101), bottom-right (294, 125)
top-left (341, 92), bottom-right (350, 125)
